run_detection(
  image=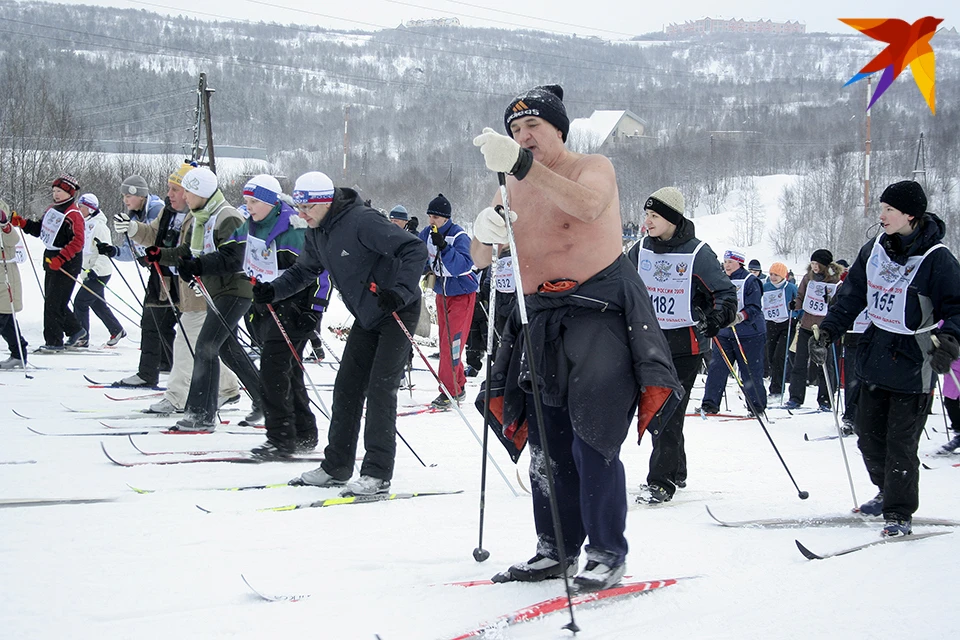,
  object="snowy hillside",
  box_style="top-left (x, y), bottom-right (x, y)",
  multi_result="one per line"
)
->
top-left (2, 229), bottom-right (959, 639)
